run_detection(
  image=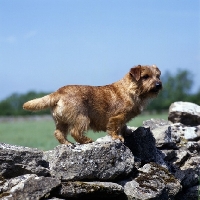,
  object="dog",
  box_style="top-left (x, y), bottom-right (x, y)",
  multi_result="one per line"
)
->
top-left (23, 65), bottom-right (162, 145)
